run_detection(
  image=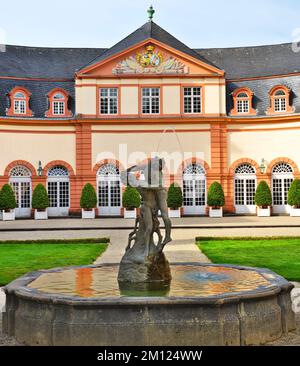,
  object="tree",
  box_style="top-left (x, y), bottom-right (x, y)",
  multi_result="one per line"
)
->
top-left (32, 184), bottom-right (49, 210)
top-left (80, 183), bottom-right (97, 210)
top-left (0, 184), bottom-right (17, 211)
top-left (167, 183), bottom-right (183, 209)
top-left (207, 182), bottom-right (225, 208)
top-left (122, 186), bottom-right (141, 210)
top-left (288, 179), bottom-right (300, 208)
top-left (254, 181), bottom-right (272, 208)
